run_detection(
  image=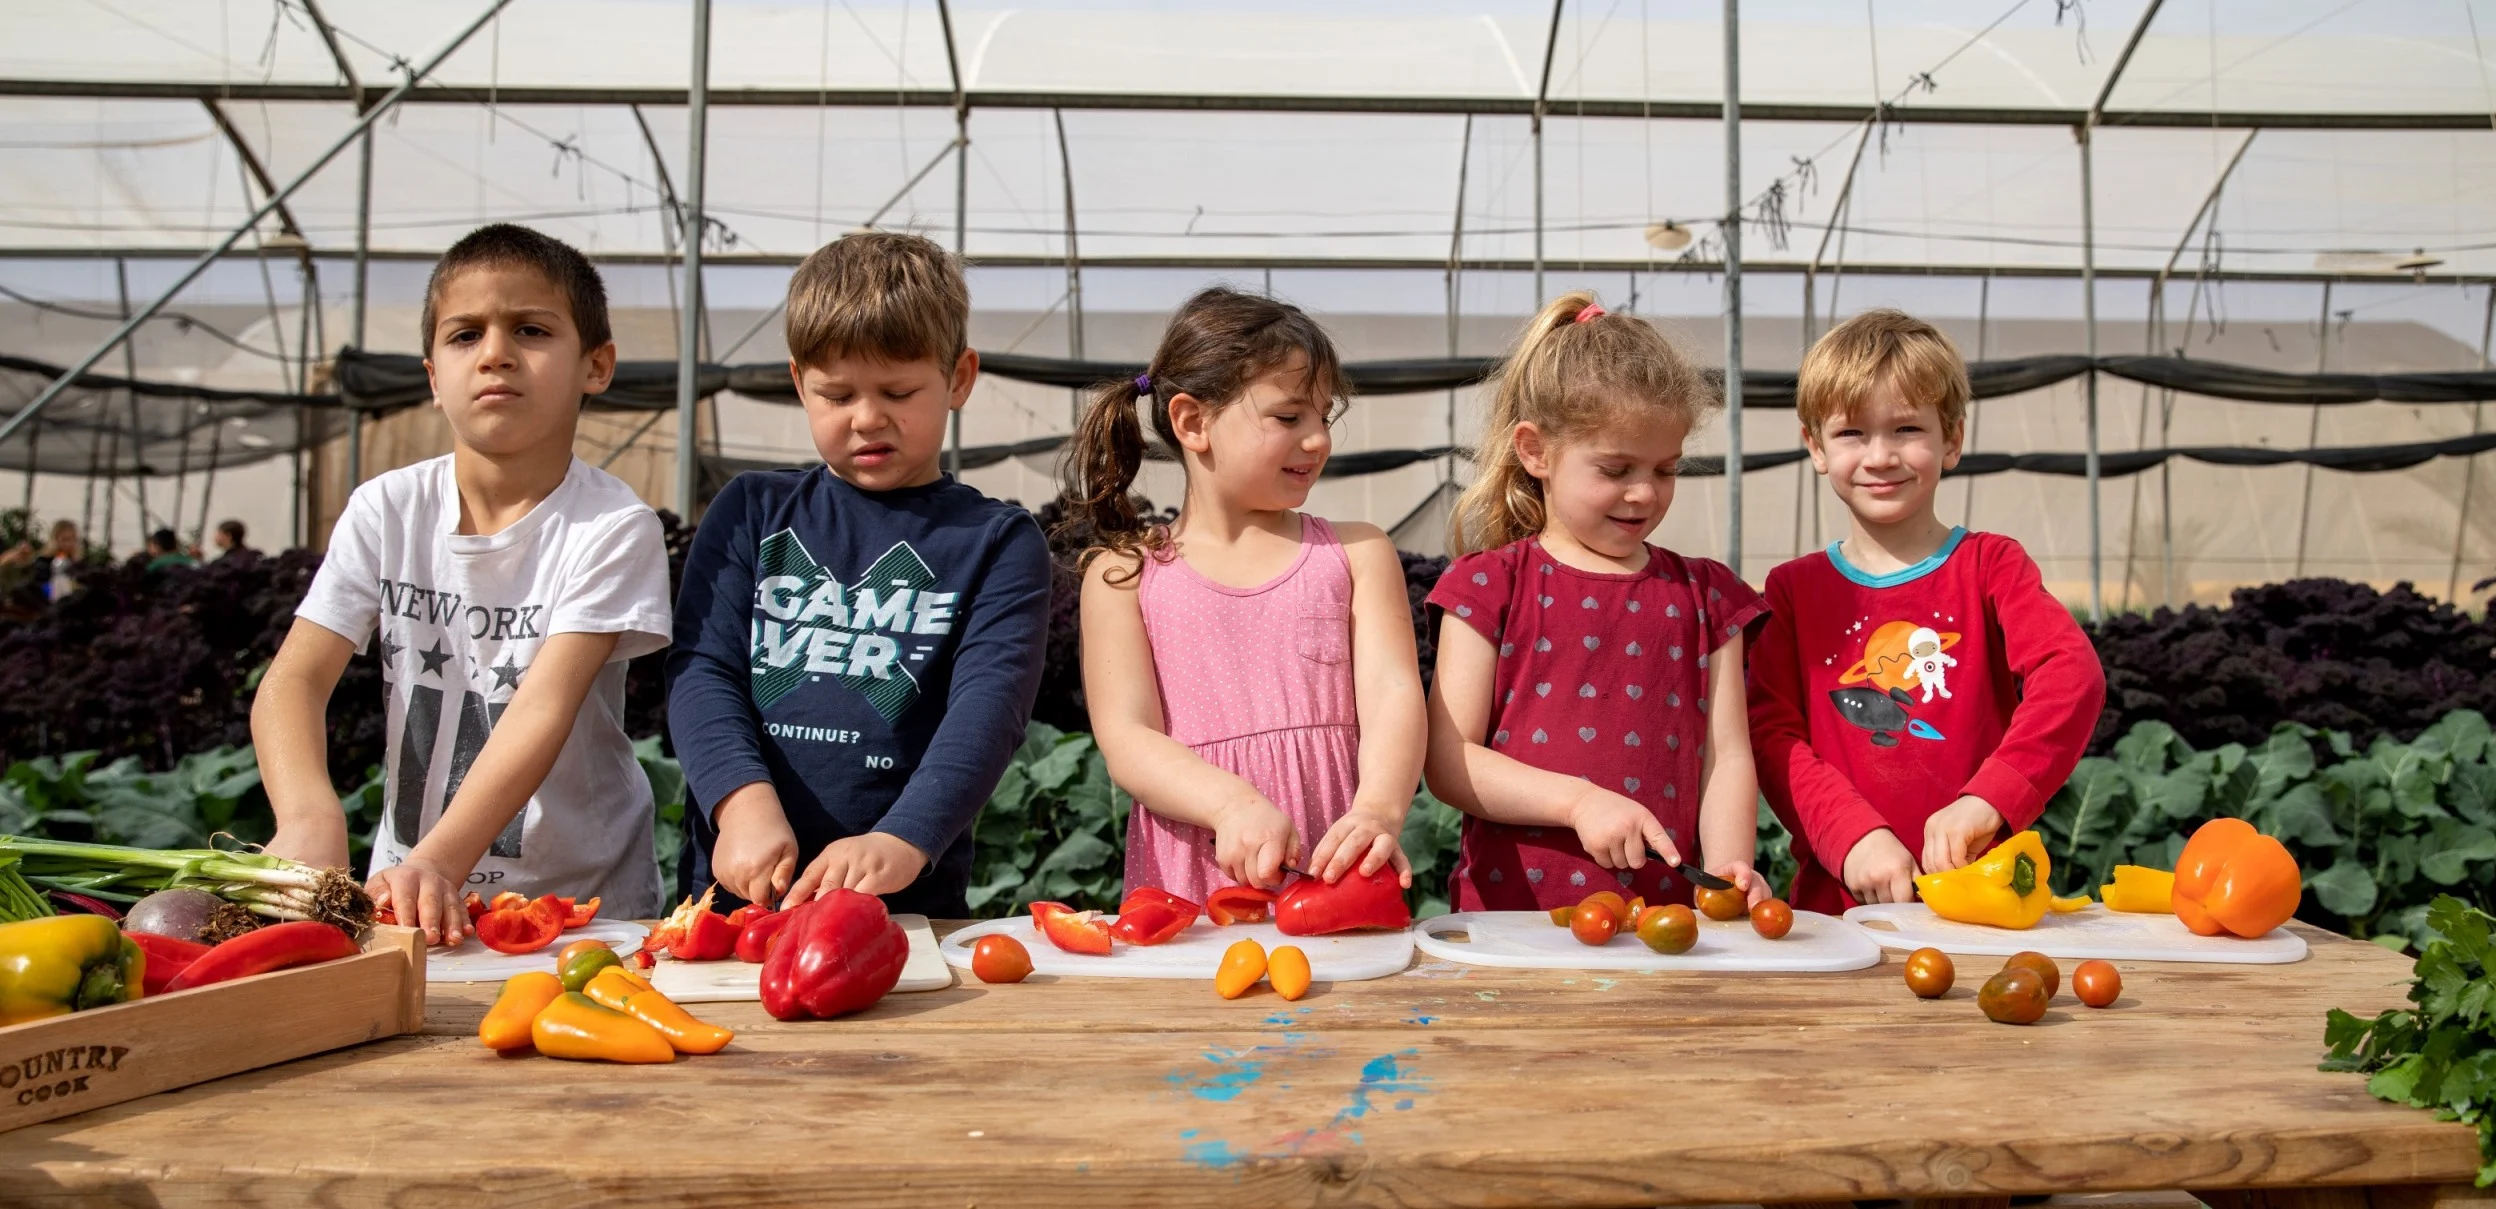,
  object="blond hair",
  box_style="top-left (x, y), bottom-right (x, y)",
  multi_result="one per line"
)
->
top-left (1448, 292), bottom-right (1711, 555)
top-left (1797, 308), bottom-right (1971, 442)
top-left (784, 231), bottom-right (968, 369)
